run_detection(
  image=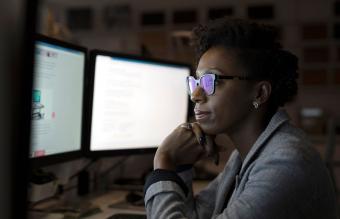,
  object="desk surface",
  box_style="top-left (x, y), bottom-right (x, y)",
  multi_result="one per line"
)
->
top-left (28, 190), bottom-right (145, 219)
top-left (28, 180), bottom-right (210, 219)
